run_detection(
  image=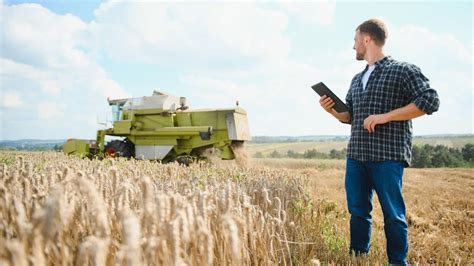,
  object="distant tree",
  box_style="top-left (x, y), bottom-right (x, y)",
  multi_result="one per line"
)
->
top-left (53, 144), bottom-right (64, 151)
top-left (430, 146), bottom-right (464, 168)
top-left (269, 150), bottom-right (282, 158)
top-left (412, 143), bottom-right (474, 168)
top-left (411, 145), bottom-right (420, 163)
top-left (287, 150), bottom-right (298, 158)
top-left (412, 145), bottom-right (431, 168)
top-left (0, 146), bottom-right (17, 151)
top-left (303, 149), bottom-right (328, 159)
top-left (329, 148), bottom-right (347, 159)
top-left (303, 149), bottom-right (317, 159)
top-left (462, 143), bottom-right (474, 162)
top-left (254, 152), bottom-right (264, 158)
